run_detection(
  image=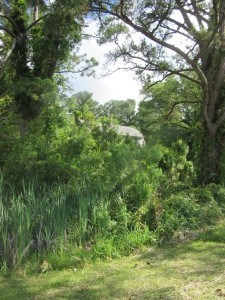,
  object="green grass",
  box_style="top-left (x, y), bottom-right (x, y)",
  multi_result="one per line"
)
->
top-left (1, 221), bottom-right (225, 300)
top-left (197, 222), bottom-right (225, 243)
